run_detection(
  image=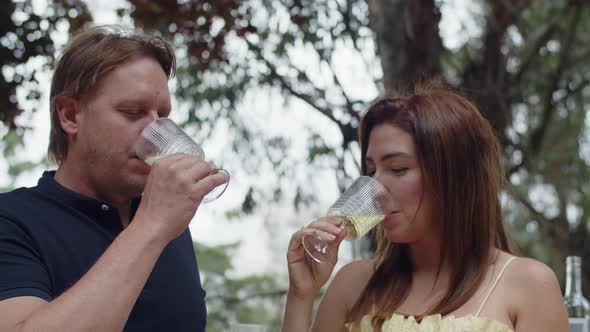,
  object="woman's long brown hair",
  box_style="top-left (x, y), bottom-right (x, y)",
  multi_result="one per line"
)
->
top-left (347, 83), bottom-right (512, 330)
